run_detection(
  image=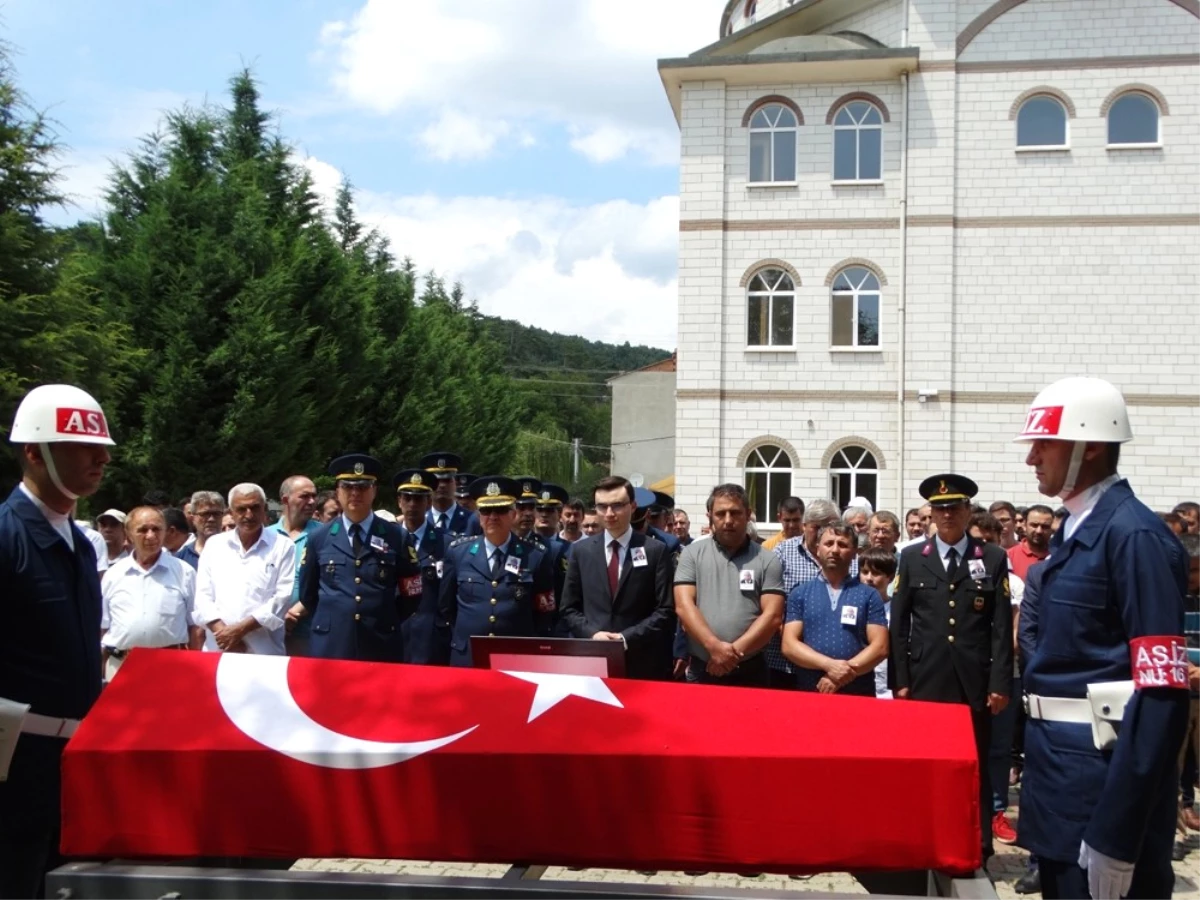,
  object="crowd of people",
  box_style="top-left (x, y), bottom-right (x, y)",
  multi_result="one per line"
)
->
top-left (2, 376), bottom-right (1197, 900)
